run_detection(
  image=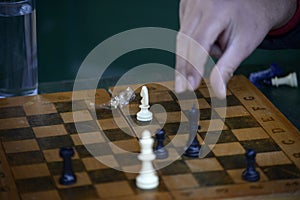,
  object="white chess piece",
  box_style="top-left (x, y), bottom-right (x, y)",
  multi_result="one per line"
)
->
top-left (136, 130), bottom-right (159, 190)
top-left (271, 72), bottom-right (298, 88)
top-left (137, 86), bottom-right (153, 121)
